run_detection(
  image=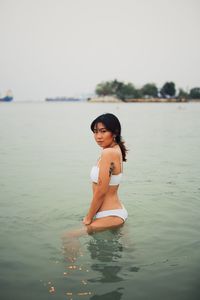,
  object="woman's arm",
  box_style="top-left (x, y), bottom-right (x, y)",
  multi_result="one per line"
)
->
top-left (83, 149), bottom-right (114, 225)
